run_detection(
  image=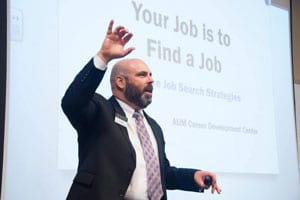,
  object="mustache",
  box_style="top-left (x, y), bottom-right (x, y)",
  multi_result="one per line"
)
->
top-left (144, 84), bottom-right (153, 92)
